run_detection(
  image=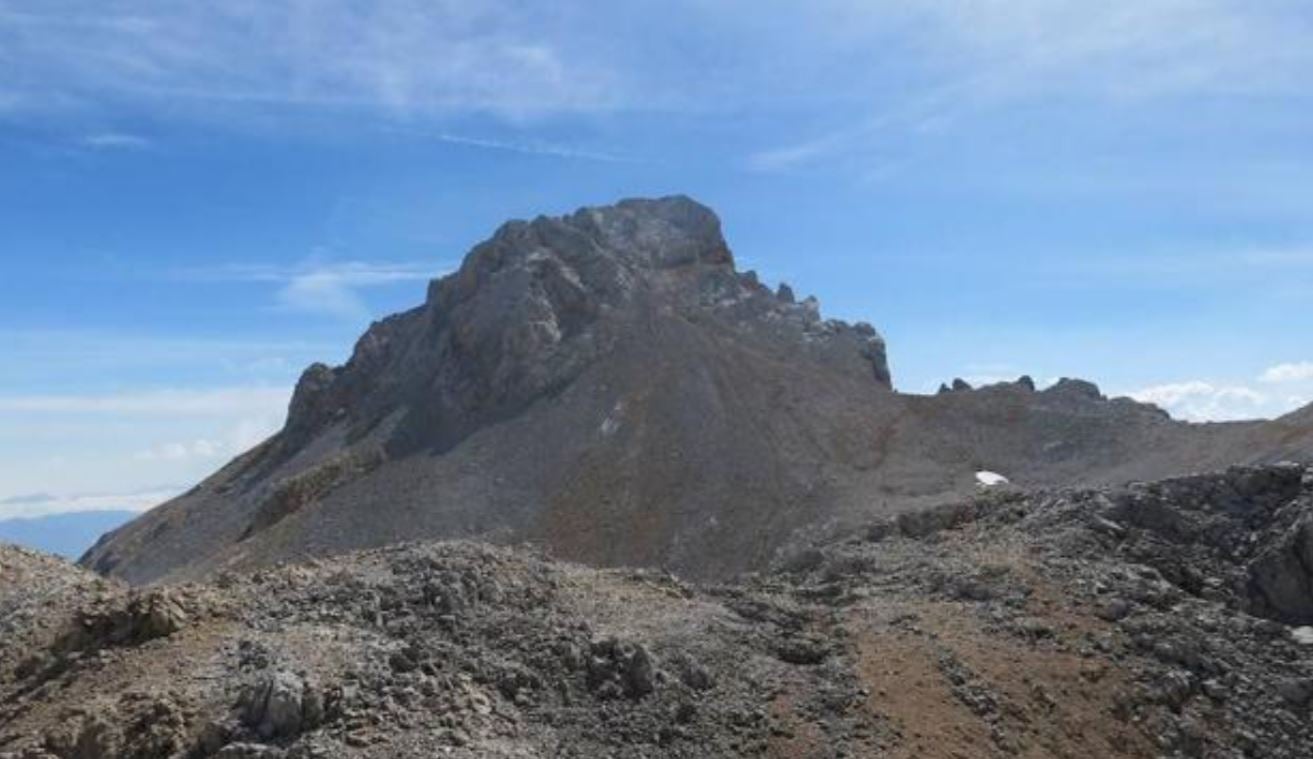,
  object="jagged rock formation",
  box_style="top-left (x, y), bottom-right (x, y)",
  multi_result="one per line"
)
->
top-left (80, 196), bottom-right (1313, 585)
top-left (82, 197), bottom-right (897, 584)
top-left (8, 464), bottom-right (1313, 758)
